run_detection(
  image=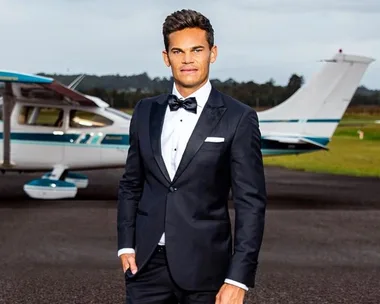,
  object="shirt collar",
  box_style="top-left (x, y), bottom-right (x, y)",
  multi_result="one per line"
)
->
top-left (171, 80), bottom-right (211, 108)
